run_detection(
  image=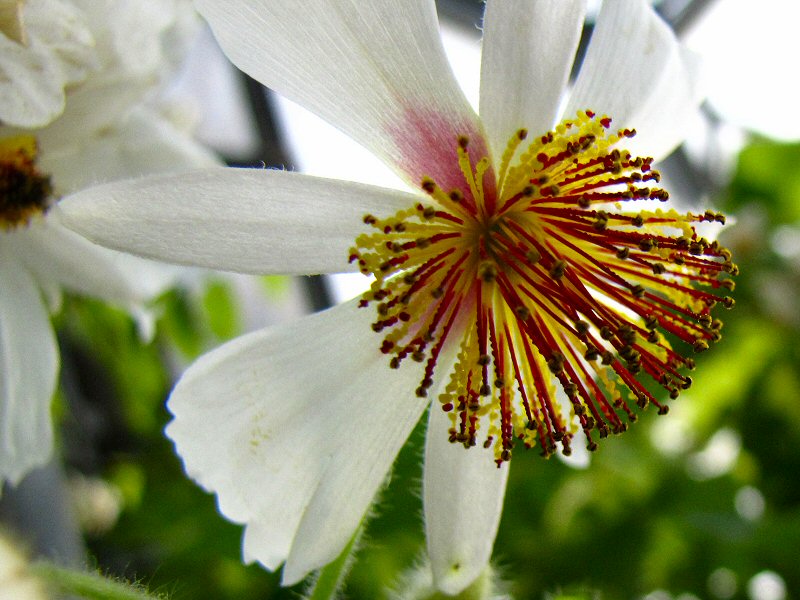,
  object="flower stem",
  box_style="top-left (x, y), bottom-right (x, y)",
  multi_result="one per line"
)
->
top-left (304, 523), bottom-right (364, 600)
top-left (31, 562), bottom-right (166, 600)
